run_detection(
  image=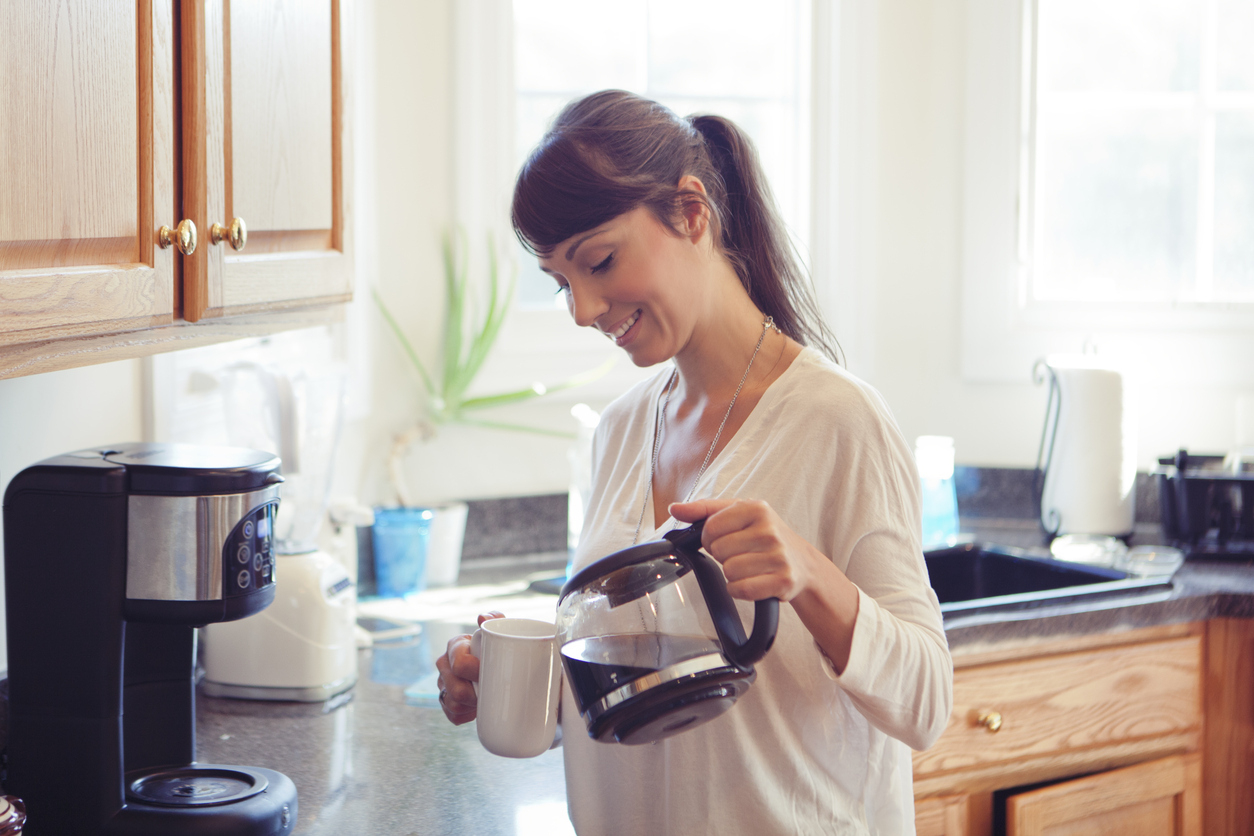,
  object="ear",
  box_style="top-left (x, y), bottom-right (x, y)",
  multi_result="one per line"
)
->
top-left (676, 175), bottom-right (711, 243)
